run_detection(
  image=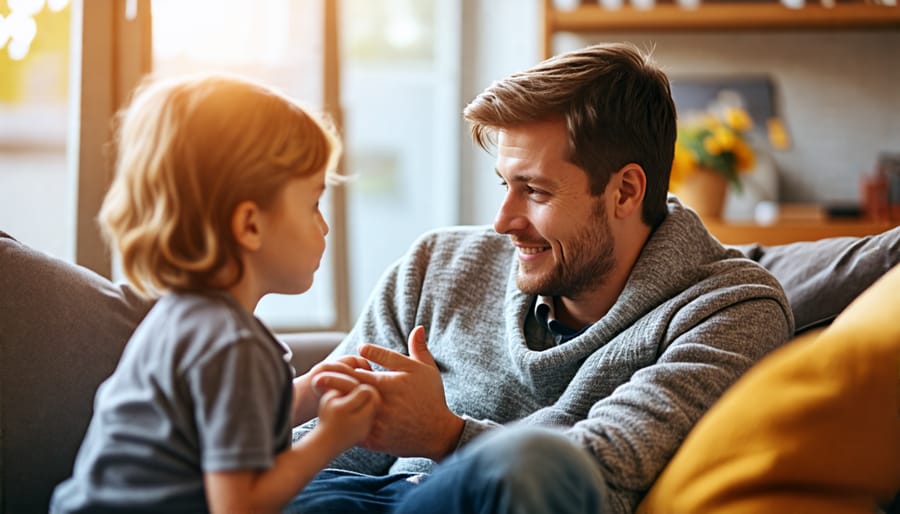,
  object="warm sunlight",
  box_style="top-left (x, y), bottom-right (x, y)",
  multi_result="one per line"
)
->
top-left (151, 0), bottom-right (292, 66)
top-left (0, 0), bottom-right (69, 60)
